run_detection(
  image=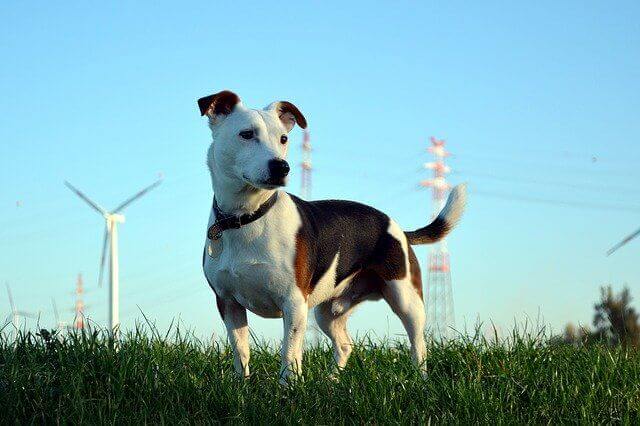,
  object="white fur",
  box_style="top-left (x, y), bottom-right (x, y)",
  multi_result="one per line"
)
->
top-left (204, 193), bottom-right (301, 318)
top-left (203, 97), bottom-right (310, 383)
top-left (440, 184), bottom-right (467, 228)
top-left (206, 102), bottom-right (292, 215)
top-left (307, 253), bottom-right (340, 308)
top-left (201, 93), bottom-right (449, 383)
top-left (306, 252), bottom-right (366, 314)
top-left (383, 278), bottom-right (427, 368)
top-left (328, 270), bottom-right (361, 315)
top-left (383, 220), bottom-right (426, 367)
